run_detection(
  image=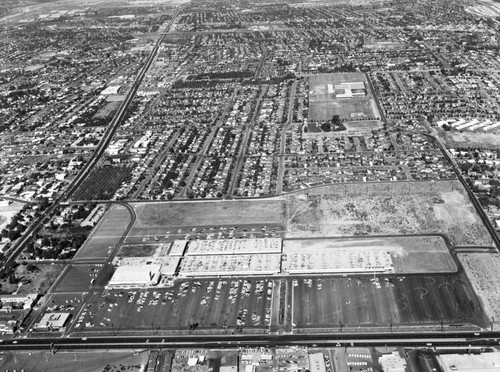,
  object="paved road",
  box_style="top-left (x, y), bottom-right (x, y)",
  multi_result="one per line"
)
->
top-left (0, 14), bottom-right (178, 275)
top-left (414, 129), bottom-right (500, 252)
top-left (276, 80), bottom-right (297, 194)
top-left (0, 331), bottom-right (498, 350)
